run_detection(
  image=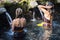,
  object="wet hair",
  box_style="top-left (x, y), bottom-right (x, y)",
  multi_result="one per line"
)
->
top-left (46, 1), bottom-right (54, 6)
top-left (46, 1), bottom-right (55, 14)
top-left (15, 8), bottom-right (22, 18)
